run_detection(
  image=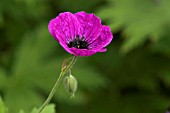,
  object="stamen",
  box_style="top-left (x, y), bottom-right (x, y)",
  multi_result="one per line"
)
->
top-left (67, 37), bottom-right (88, 49)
